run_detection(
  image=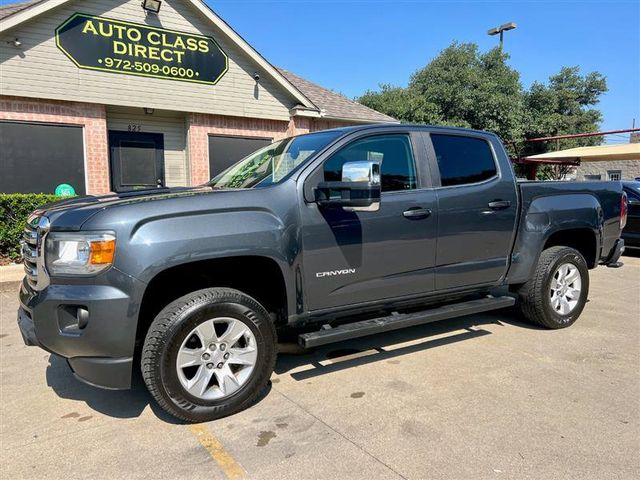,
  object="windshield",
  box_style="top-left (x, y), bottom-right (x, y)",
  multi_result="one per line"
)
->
top-left (207, 130), bottom-right (343, 189)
